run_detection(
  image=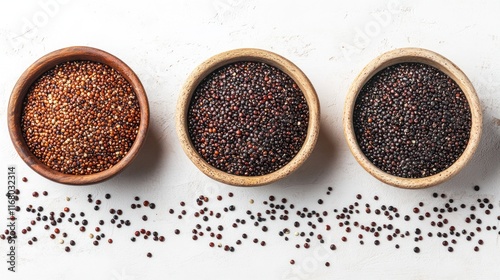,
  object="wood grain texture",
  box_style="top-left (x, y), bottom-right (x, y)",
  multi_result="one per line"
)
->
top-left (176, 48), bottom-right (320, 187)
top-left (8, 46), bottom-right (150, 185)
top-left (343, 48), bottom-right (482, 189)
